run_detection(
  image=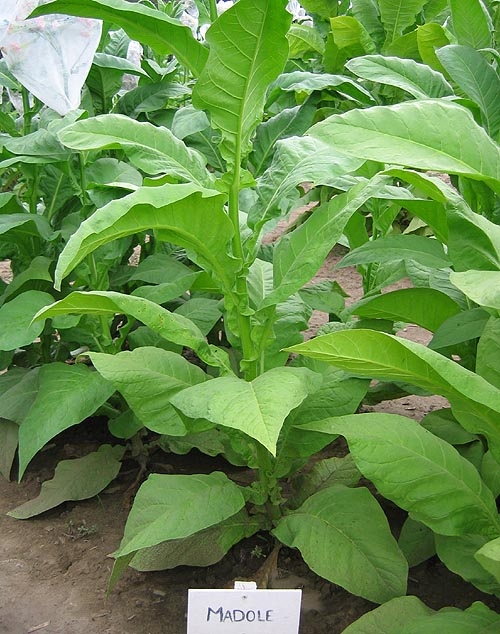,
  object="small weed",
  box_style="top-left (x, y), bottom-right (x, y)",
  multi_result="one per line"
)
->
top-left (64, 520), bottom-right (98, 540)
